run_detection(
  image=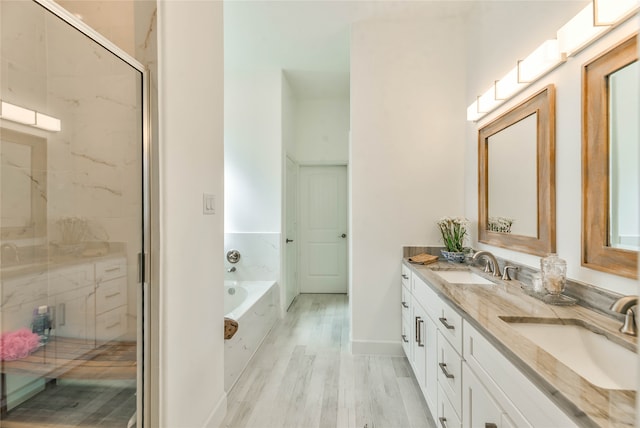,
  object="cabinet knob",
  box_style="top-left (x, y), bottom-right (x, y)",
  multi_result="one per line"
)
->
top-left (402, 274), bottom-right (409, 279)
top-left (485, 424), bottom-right (497, 428)
top-left (401, 301), bottom-right (409, 308)
top-left (438, 417), bottom-right (448, 428)
top-left (402, 334), bottom-right (409, 343)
